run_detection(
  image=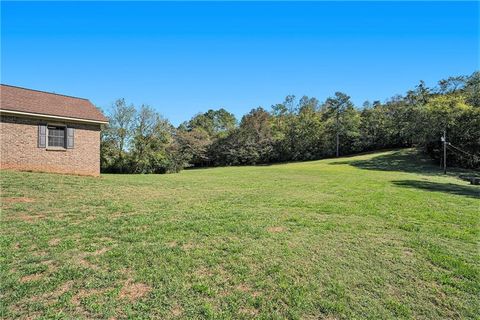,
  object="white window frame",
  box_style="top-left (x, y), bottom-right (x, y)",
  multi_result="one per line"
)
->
top-left (46, 123), bottom-right (67, 149)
